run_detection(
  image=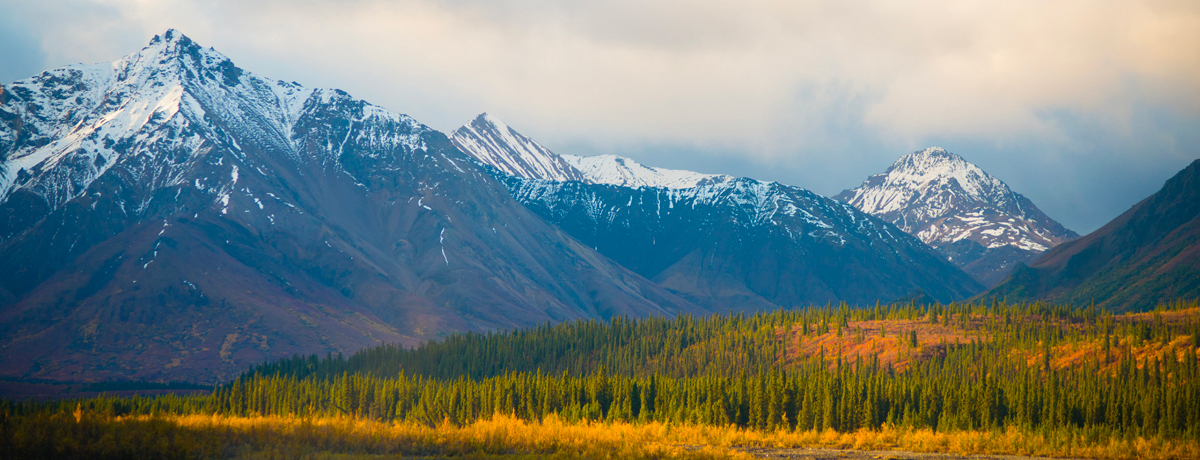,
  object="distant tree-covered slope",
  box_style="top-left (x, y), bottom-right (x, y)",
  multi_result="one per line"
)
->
top-left (8, 300), bottom-right (1199, 443)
